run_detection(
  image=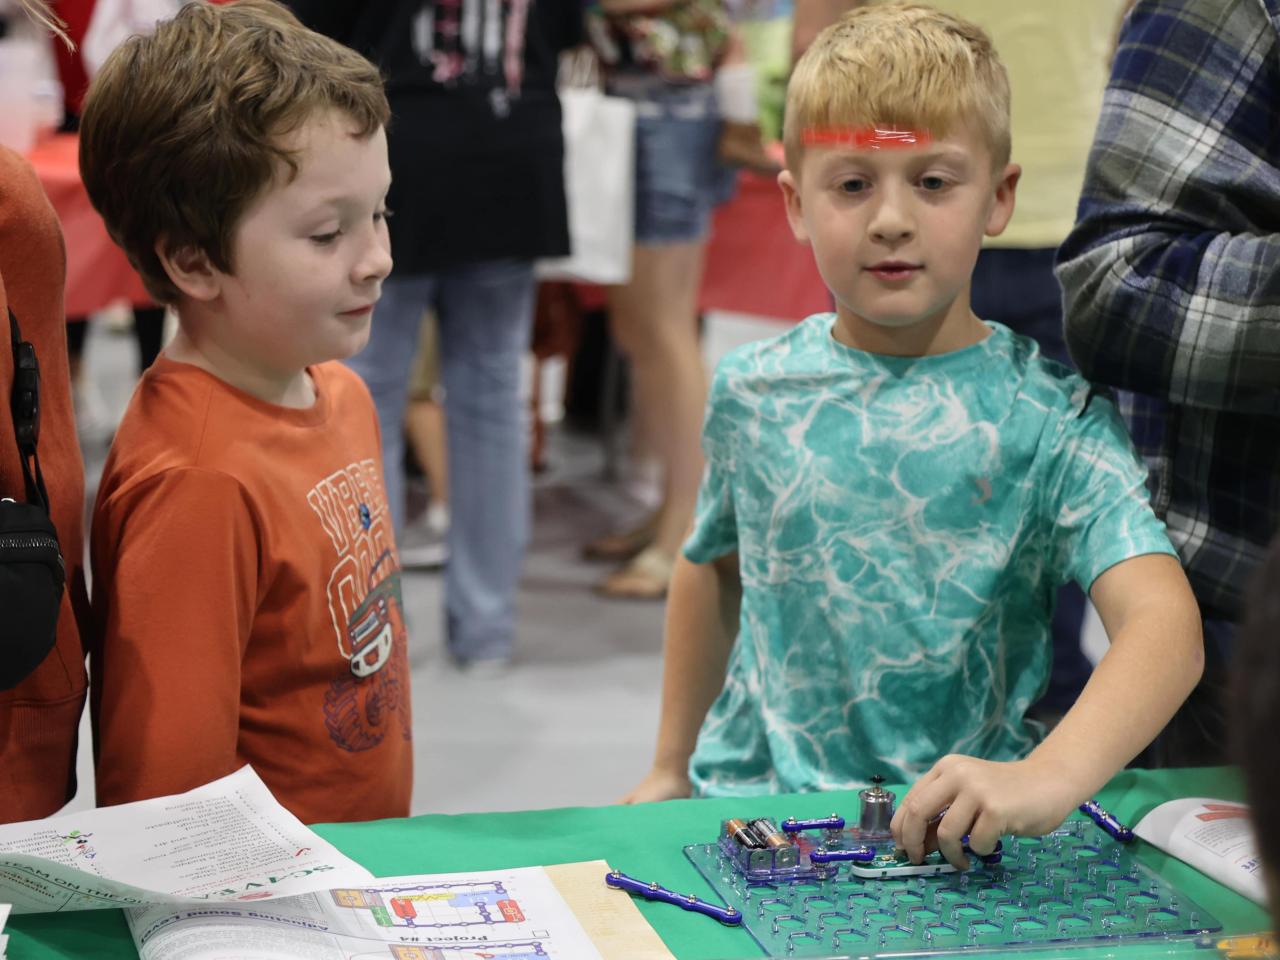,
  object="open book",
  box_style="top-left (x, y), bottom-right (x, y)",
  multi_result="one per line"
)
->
top-left (1134, 797), bottom-right (1269, 907)
top-left (125, 861), bottom-right (674, 960)
top-left (0, 769), bottom-right (672, 959)
top-left (0, 767), bottom-right (372, 914)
